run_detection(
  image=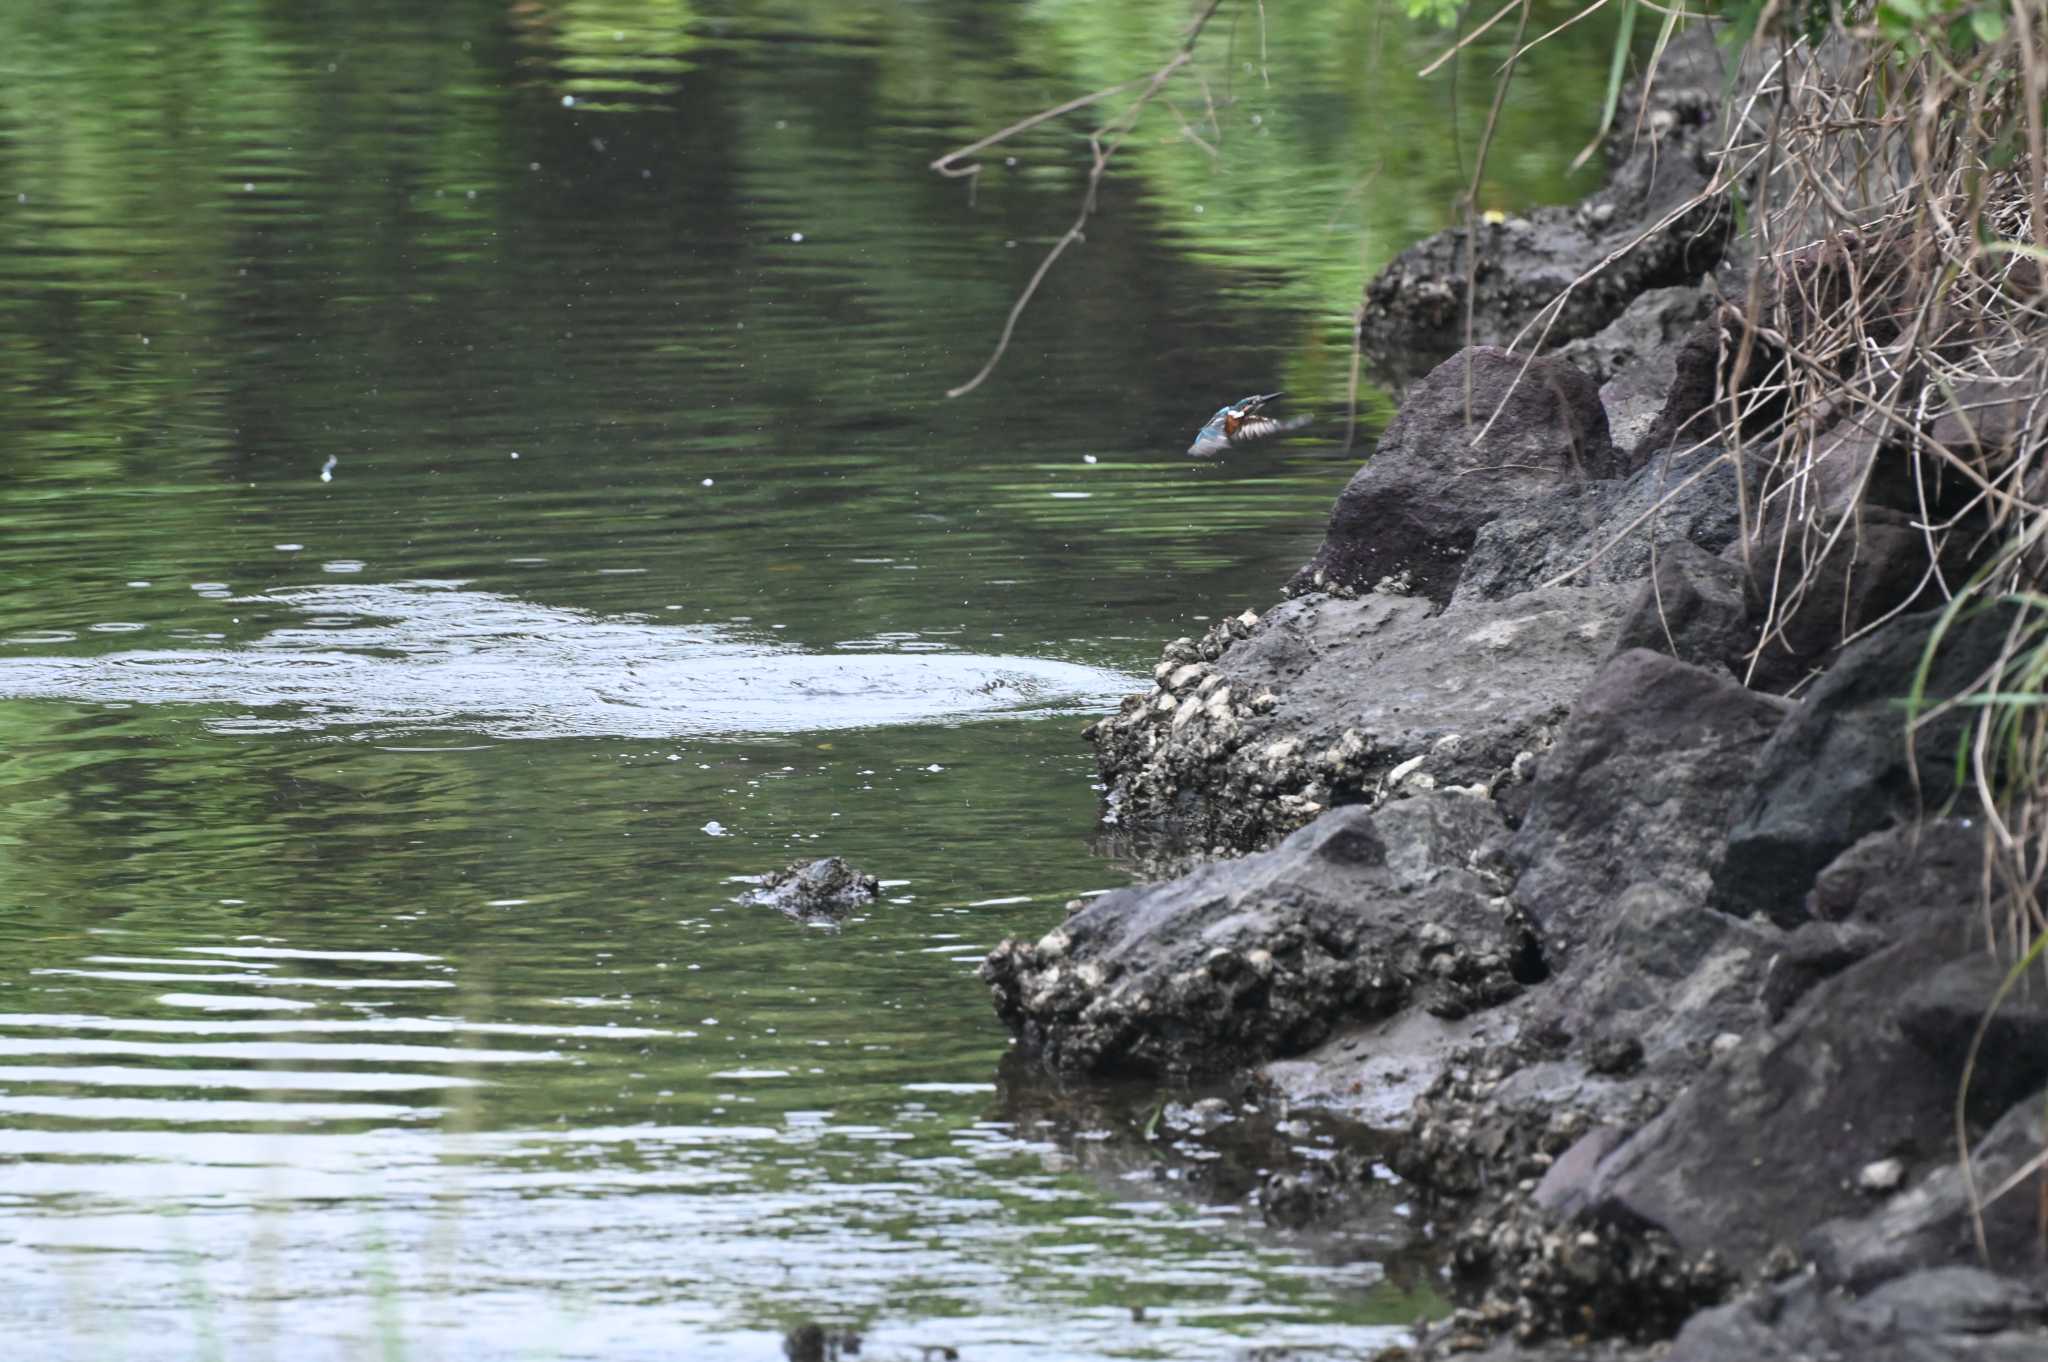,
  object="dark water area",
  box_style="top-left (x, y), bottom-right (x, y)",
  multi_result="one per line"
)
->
top-left (0, 3), bottom-right (1614, 1357)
